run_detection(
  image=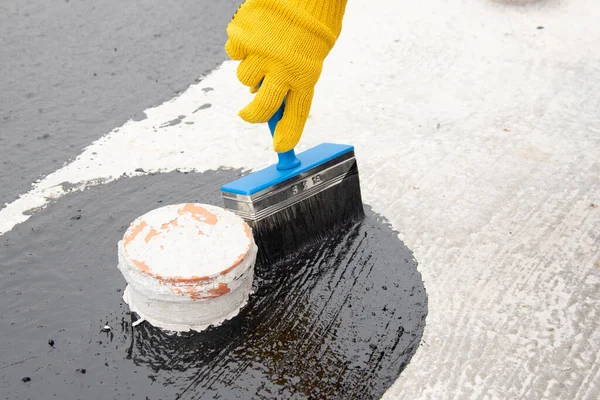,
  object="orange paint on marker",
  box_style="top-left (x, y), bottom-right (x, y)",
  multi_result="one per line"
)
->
top-left (220, 222), bottom-right (253, 276)
top-left (145, 228), bottom-right (159, 243)
top-left (220, 252), bottom-right (248, 276)
top-left (123, 220), bottom-right (147, 248)
top-left (158, 274), bottom-right (210, 284)
top-left (185, 286), bottom-right (204, 301)
top-left (206, 283), bottom-right (230, 298)
top-left (160, 219), bottom-right (178, 230)
top-left (132, 259), bottom-right (152, 274)
top-left (243, 222), bottom-right (252, 239)
top-left (178, 204), bottom-right (218, 225)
